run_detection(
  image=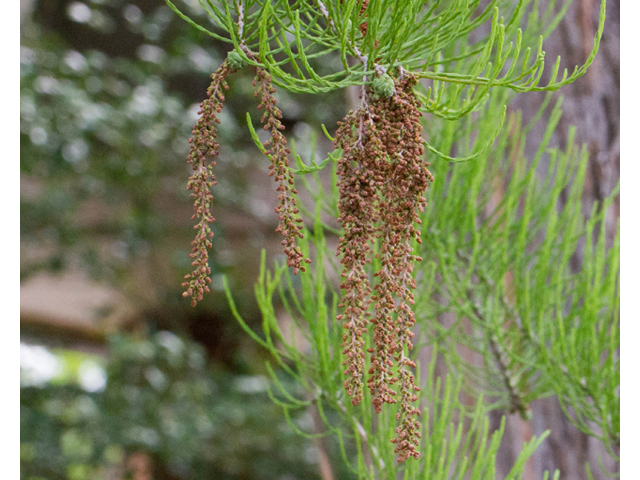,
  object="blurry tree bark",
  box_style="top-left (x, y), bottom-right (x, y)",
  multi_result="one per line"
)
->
top-left (492, 1), bottom-right (619, 478)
